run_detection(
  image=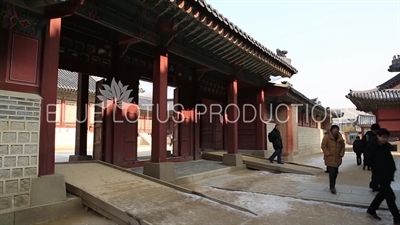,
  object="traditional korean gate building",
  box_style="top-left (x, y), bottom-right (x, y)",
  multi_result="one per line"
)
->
top-left (0, 0), bottom-right (312, 214)
top-left (346, 72), bottom-right (400, 140)
top-left (264, 81), bottom-right (334, 161)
